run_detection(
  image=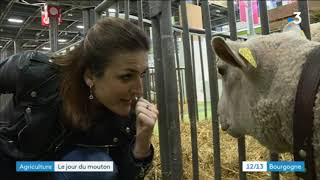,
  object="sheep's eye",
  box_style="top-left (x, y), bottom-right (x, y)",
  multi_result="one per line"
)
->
top-left (218, 66), bottom-right (227, 76)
